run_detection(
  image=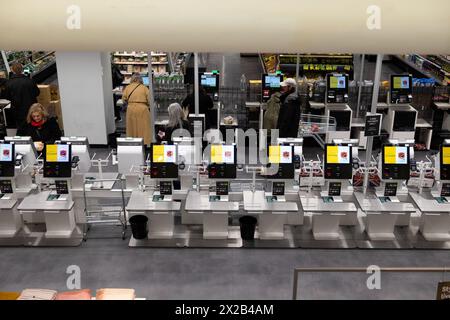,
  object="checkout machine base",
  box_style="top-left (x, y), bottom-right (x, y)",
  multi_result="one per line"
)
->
top-left (21, 223), bottom-right (84, 247)
top-left (294, 214), bottom-right (358, 249)
top-left (0, 230), bottom-right (25, 246)
top-left (128, 216), bottom-right (297, 248)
